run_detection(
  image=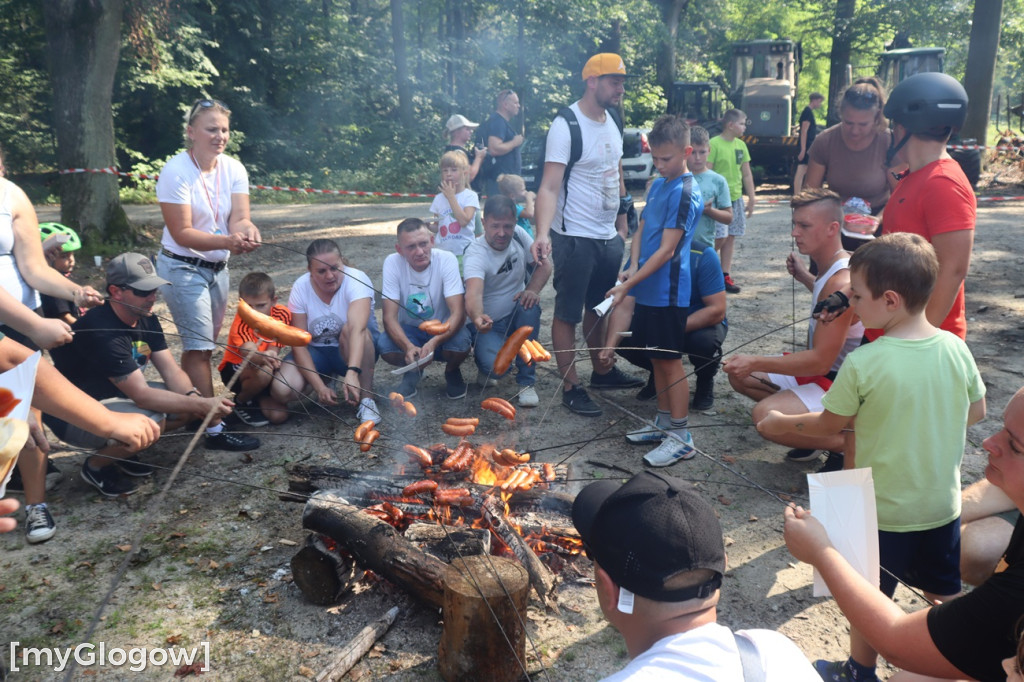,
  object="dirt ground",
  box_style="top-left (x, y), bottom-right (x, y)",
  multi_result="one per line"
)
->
top-left (3, 176), bottom-right (1023, 680)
